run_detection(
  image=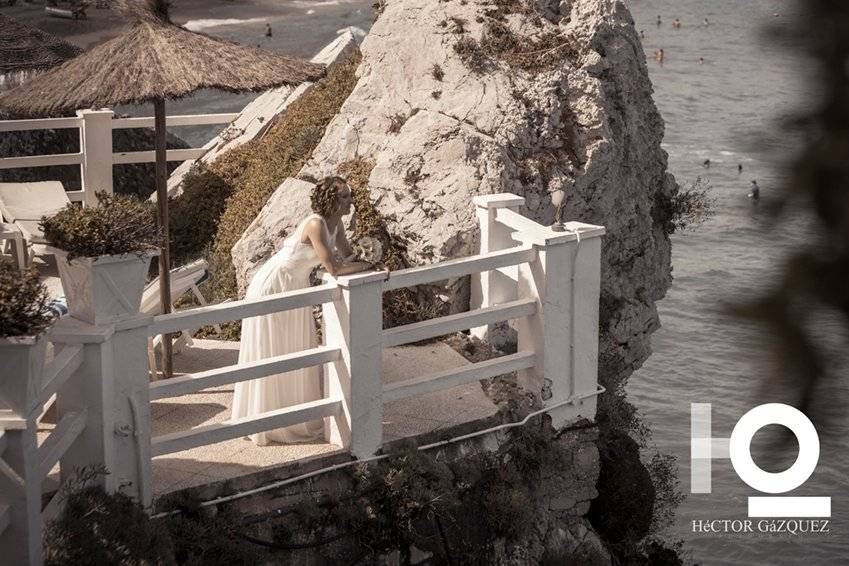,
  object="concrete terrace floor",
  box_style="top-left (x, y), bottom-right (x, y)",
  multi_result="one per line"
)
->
top-left (150, 339), bottom-right (498, 496)
top-left (32, 256), bottom-right (498, 496)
